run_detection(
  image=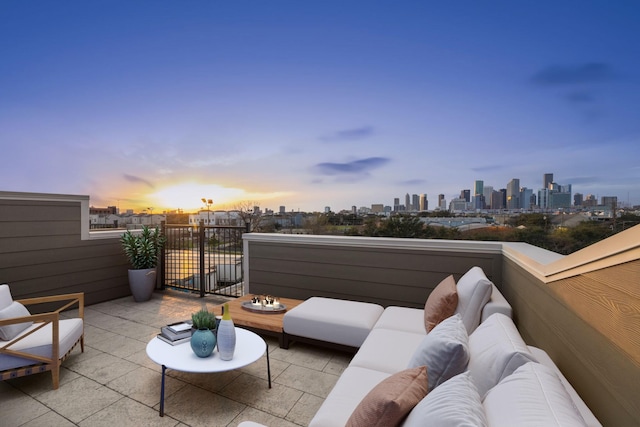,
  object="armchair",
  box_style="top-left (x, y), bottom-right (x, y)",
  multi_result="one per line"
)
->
top-left (0, 284), bottom-right (84, 389)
